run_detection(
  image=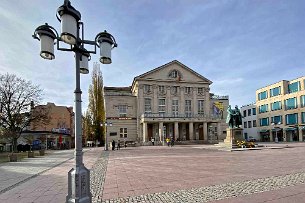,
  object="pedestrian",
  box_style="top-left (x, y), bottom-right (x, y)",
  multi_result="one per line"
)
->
top-left (166, 137), bottom-right (170, 147)
top-left (112, 140), bottom-right (115, 151)
top-left (151, 137), bottom-right (155, 146)
top-left (117, 140), bottom-right (121, 150)
top-left (170, 137), bottom-right (174, 147)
